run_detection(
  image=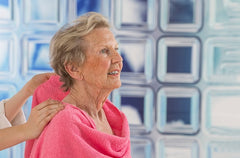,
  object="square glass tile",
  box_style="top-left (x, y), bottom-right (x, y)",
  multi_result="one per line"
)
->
top-left (68, 0), bottom-right (110, 20)
top-left (204, 37), bottom-right (240, 84)
top-left (167, 47), bottom-right (192, 73)
top-left (0, 34), bottom-right (15, 79)
top-left (0, 84), bottom-right (16, 100)
top-left (166, 97), bottom-right (191, 125)
top-left (131, 138), bottom-right (152, 158)
top-left (157, 87), bottom-right (200, 134)
top-left (117, 37), bottom-right (153, 84)
top-left (169, 0), bottom-right (194, 23)
top-left (0, 39), bottom-right (11, 72)
top-left (23, 0), bottom-right (67, 28)
top-left (203, 87), bottom-right (240, 136)
top-left (76, 0), bottom-right (101, 16)
top-left (208, 141), bottom-right (240, 158)
top-left (22, 34), bottom-right (53, 76)
top-left (0, 0), bottom-right (13, 22)
top-left (157, 139), bottom-right (199, 158)
top-left (114, 0), bottom-right (155, 30)
top-left (157, 37), bottom-right (200, 83)
top-left (160, 0), bottom-right (202, 32)
top-left (209, 0), bottom-right (240, 30)
top-left (0, 150), bottom-right (10, 158)
top-left (112, 86), bottom-right (154, 134)
top-left (121, 96), bottom-right (144, 124)
top-left (24, 0), bottom-right (59, 23)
